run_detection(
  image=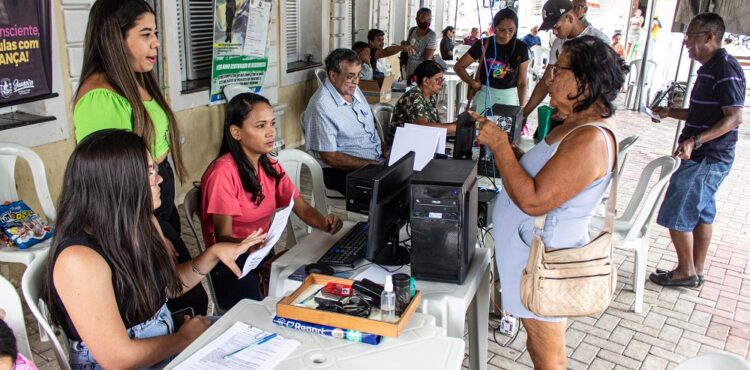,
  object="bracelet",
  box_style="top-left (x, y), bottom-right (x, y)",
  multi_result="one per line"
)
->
top-left (190, 260), bottom-right (207, 276)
